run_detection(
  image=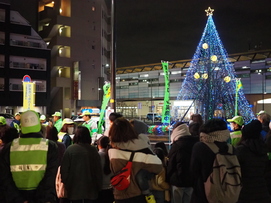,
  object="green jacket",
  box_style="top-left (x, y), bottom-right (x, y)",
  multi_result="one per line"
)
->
top-left (54, 119), bottom-right (63, 132)
top-left (82, 119), bottom-right (97, 136)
